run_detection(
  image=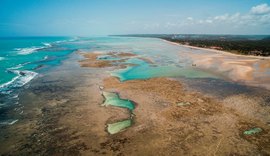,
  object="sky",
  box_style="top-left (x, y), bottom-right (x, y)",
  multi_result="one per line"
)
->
top-left (0, 0), bottom-right (270, 36)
